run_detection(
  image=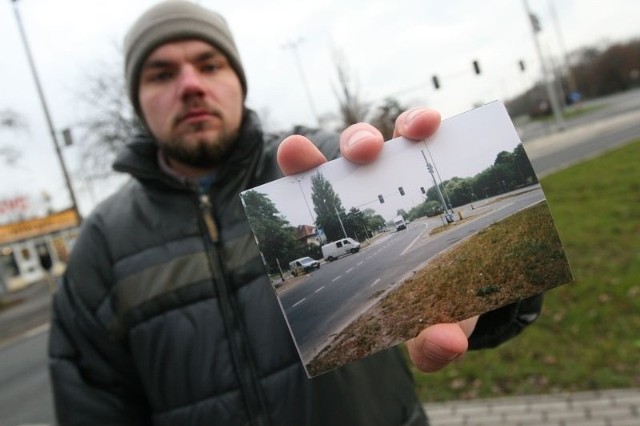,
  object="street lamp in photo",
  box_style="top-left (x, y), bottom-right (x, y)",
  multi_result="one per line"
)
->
top-left (421, 150), bottom-right (454, 223)
top-left (292, 176), bottom-right (315, 225)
